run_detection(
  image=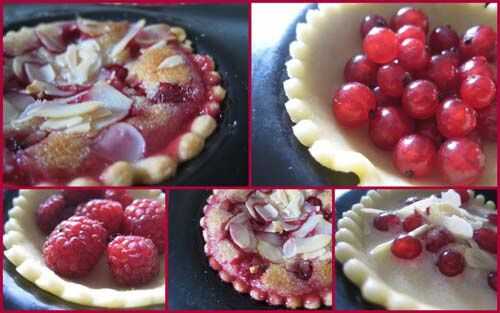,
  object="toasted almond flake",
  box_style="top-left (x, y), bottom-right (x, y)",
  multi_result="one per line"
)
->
top-left (294, 234), bottom-right (331, 254)
top-left (255, 232), bottom-right (283, 246)
top-left (282, 238), bottom-right (297, 258)
top-left (314, 219), bottom-right (332, 235)
top-left (224, 212), bottom-right (249, 231)
top-left (441, 189), bottom-right (462, 208)
top-left (37, 101), bottom-right (103, 119)
top-left (158, 55), bottom-right (185, 69)
top-left (25, 63), bottom-right (55, 83)
top-left (64, 122), bottom-right (91, 133)
top-left (292, 214), bottom-right (322, 238)
top-left (262, 221), bottom-right (285, 233)
top-left (257, 240), bottom-right (284, 263)
top-left (442, 215), bottom-right (473, 240)
top-left (302, 248), bottom-right (328, 260)
top-left (40, 116), bottom-right (84, 131)
top-left (229, 222), bottom-right (250, 249)
top-left (110, 19), bottom-right (145, 57)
